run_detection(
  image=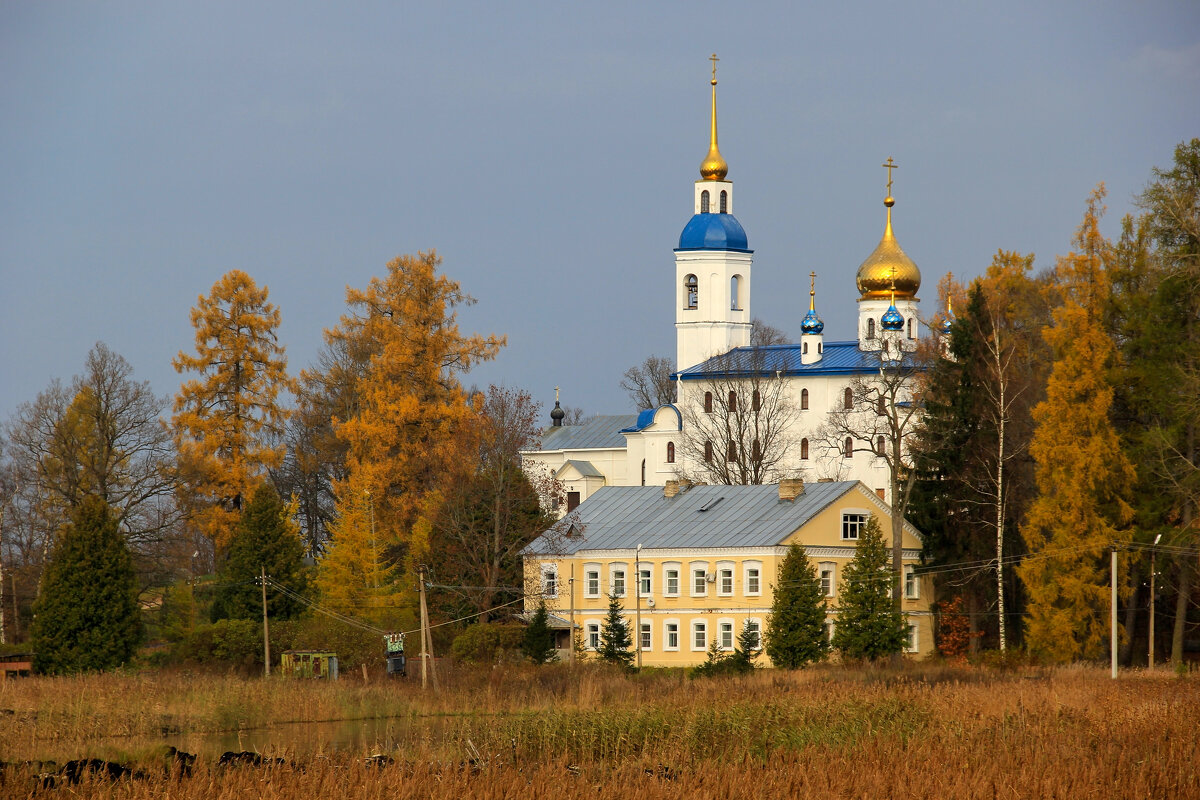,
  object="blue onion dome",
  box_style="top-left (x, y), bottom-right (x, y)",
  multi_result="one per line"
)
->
top-left (941, 294), bottom-right (955, 334)
top-left (677, 213), bottom-right (750, 251)
top-left (801, 308), bottom-right (824, 334)
top-left (881, 303), bottom-right (904, 332)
